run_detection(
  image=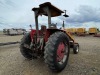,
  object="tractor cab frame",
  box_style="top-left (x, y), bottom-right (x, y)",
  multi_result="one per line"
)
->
top-left (31, 2), bottom-right (73, 45)
top-left (31, 2), bottom-right (67, 41)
